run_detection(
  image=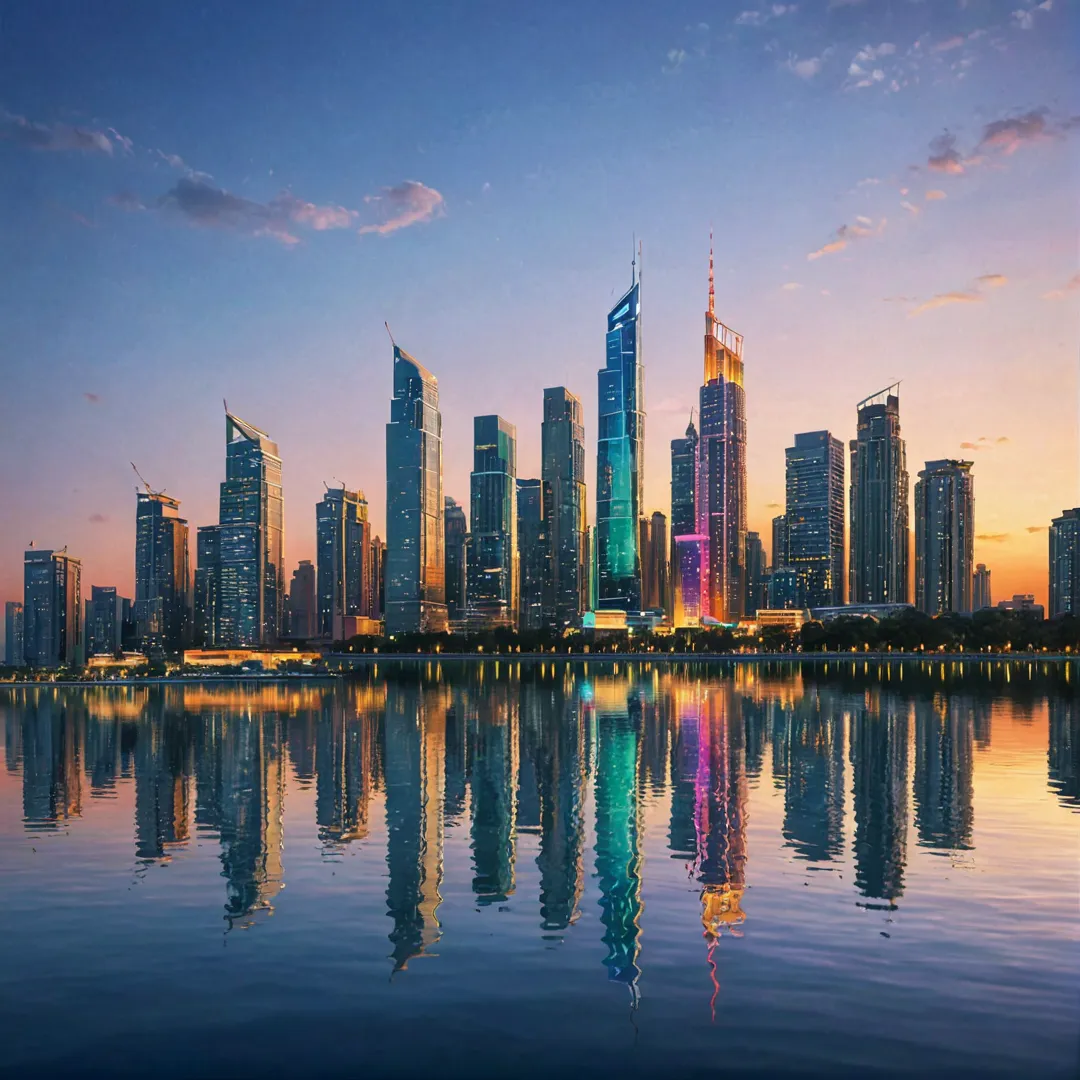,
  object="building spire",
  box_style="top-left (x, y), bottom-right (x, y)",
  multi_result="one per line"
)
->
top-left (708, 226), bottom-right (715, 317)
top-left (631, 233), bottom-right (636, 286)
